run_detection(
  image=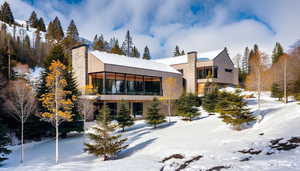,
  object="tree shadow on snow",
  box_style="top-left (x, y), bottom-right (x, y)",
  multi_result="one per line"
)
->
top-left (151, 121), bottom-right (177, 130)
top-left (117, 138), bottom-right (157, 159)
